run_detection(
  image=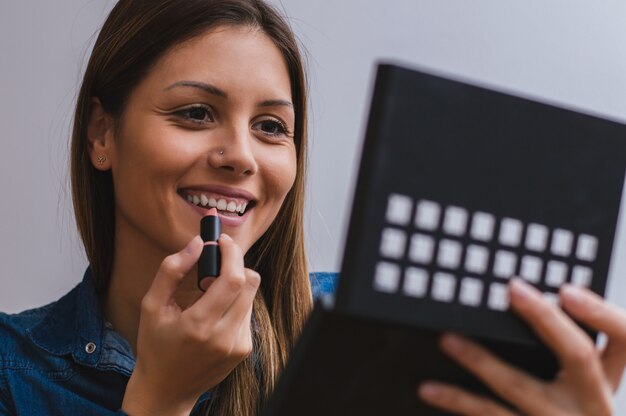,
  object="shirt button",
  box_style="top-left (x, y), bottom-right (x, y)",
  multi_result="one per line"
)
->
top-left (85, 342), bottom-right (97, 354)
